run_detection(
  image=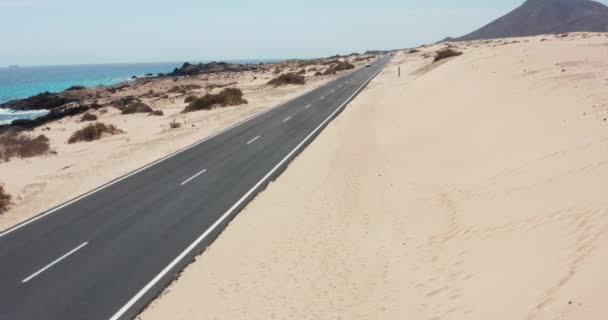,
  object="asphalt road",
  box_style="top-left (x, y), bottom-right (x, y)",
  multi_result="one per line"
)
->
top-left (0, 56), bottom-right (389, 320)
